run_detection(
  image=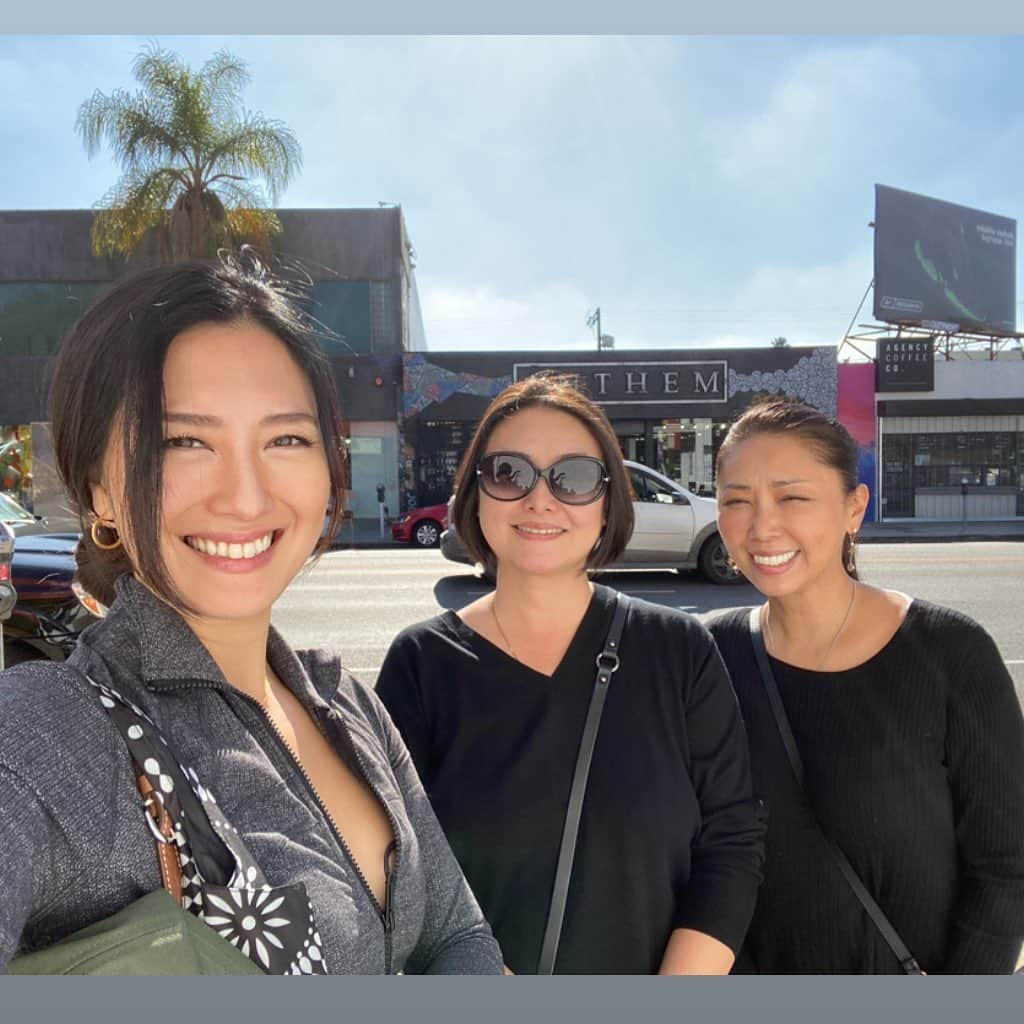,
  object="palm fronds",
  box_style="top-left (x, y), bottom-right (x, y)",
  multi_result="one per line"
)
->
top-left (77, 43), bottom-right (302, 261)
